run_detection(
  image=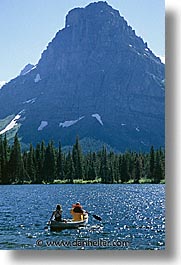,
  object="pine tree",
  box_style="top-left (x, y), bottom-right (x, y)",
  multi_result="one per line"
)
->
top-left (42, 141), bottom-right (56, 183)
top-left (22, 151), bottom-right (29, 182)
top-left (65, 151), bottom-right (74, 183)
top-left (134, 155), bottom-right (141, 183)
top-left (113, 155), bottom-right (119, 183)
top-left (0, 134), bottom-right (10, 184)
top-left (159, 147), bottom-right (165, 180)
top-left (8, 133), bottom-right (25, 183)
top-left (108, 152), bottom-right (115, 183)
top-left (149, 146), bottom-right (155, 180)
top-left (3, 134), bottom-right (9, 182)
top-left (87, 160), bottom-right (97, 180)
top-left (56, 142), bottom-right (64, 180)
top-left (40, 141), bottom-right (46, 180)
top-left (72, 136), bottom-right (83, 179)
top-left (83, 154), bottom-right (89, 180)
top-left (34, 143), bottom-right (42, 183)
top-left (109, 162), bottom-right (114, 183)
top-left (153, 150), bottom-right (164, 183)
top-left (119, 155), bottom-right (129, 183)
top-left (100, 146), bottom-right (110, 183)
top-left (142, 153), bottom-right (150, 180)
top-left (27, 144), bottom-right (36, 183)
